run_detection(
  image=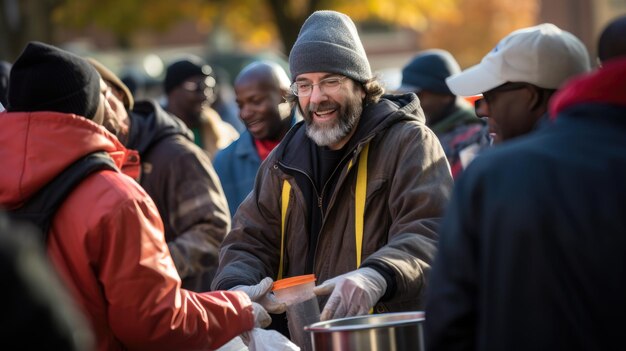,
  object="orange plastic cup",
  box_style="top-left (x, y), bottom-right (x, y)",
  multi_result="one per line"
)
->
top-left (272, 274), bottom-right (317, 306)
top-left (273, 274), bottom-right (320, 350)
